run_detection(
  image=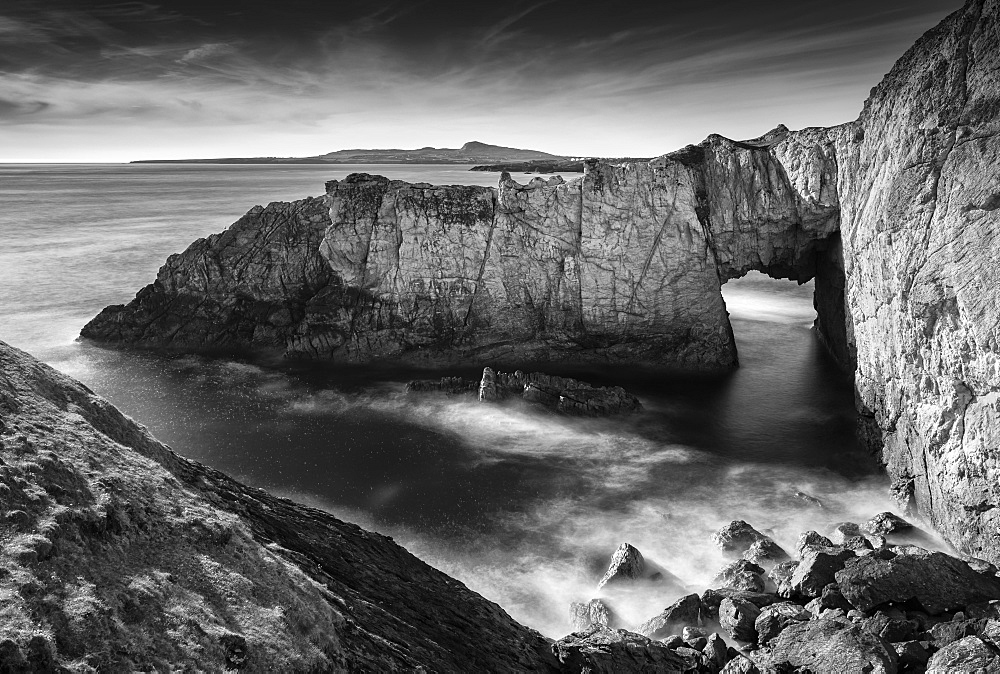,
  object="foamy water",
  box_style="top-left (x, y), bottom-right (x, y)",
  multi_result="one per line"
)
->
top-left (0, 163), bottom-right (921, 637)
